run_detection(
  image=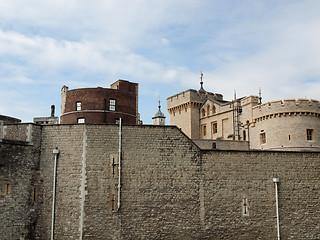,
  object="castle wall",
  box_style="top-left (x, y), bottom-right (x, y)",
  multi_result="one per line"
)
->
top-left (0, 125), bottom-right (41, 240)
top-left (36, 125), bottom-right (85, 239)
top-left (1, 124), bottom-right (319, 239)
top-left (202, 150), bottom-right (320, 240)
top-left (33, 124), bottom-right (319, 239)
top-left (251, 99), bottom-right (320, 150)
